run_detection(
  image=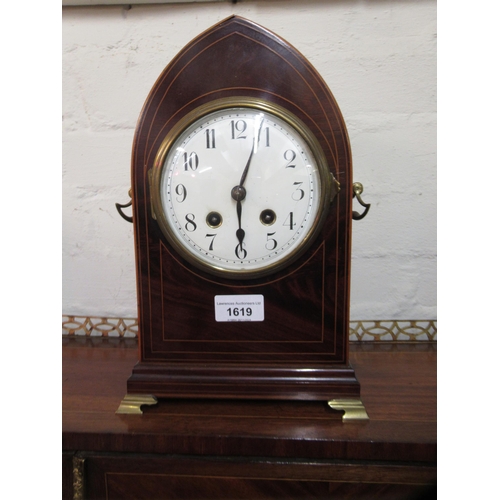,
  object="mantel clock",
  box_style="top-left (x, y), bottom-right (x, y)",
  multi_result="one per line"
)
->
top-left (116, 16), bottom-right (370, 421)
